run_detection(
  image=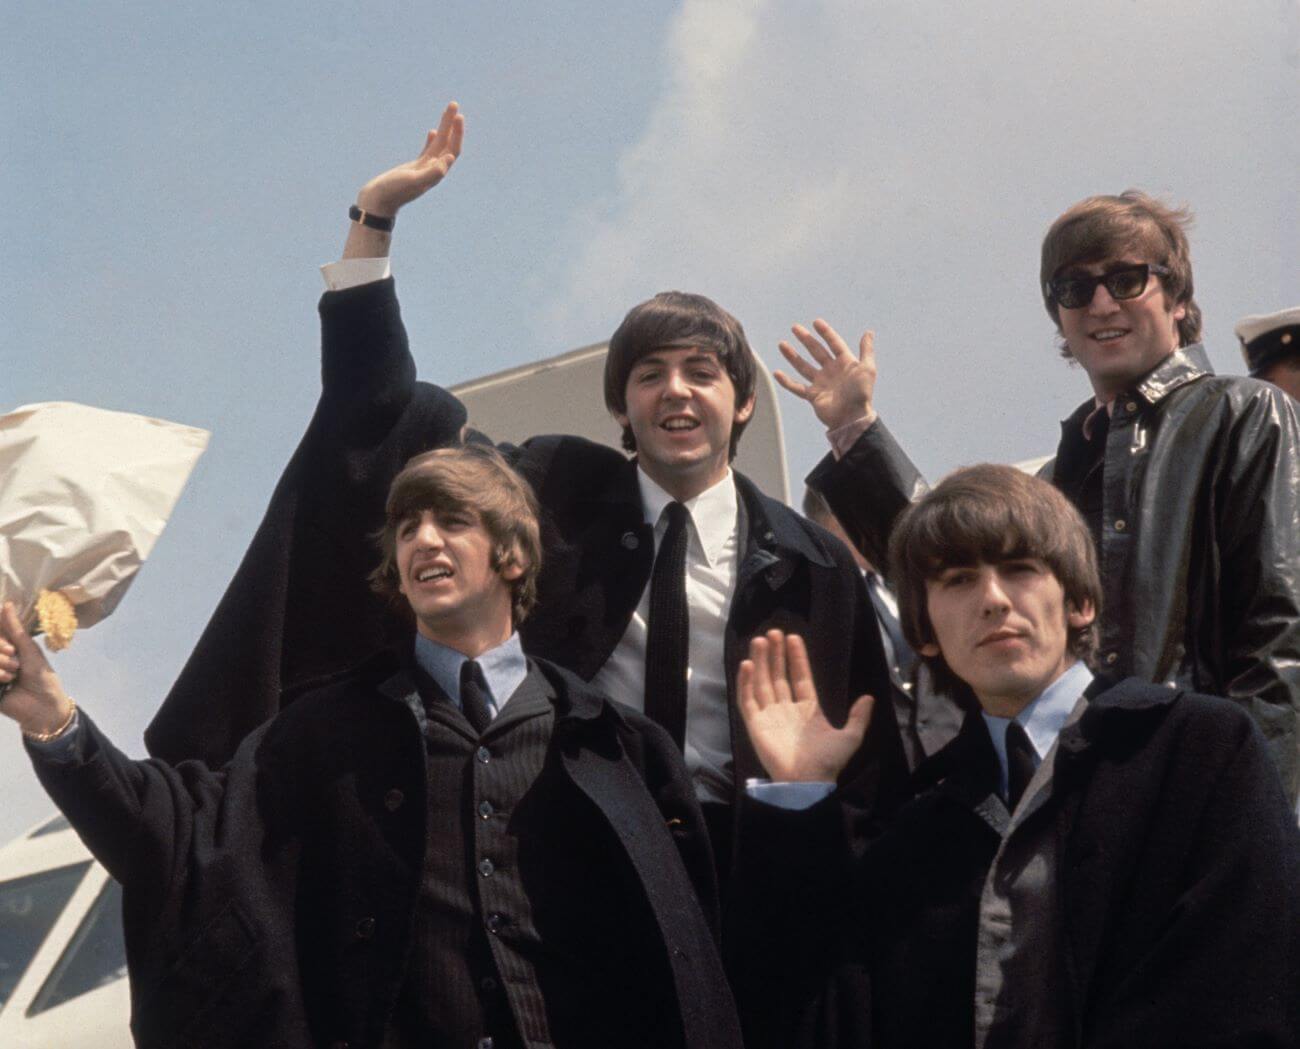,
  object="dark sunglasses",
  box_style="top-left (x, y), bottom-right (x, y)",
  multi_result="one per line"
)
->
top-left (1046, 262), bottom-right (1171, 310)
